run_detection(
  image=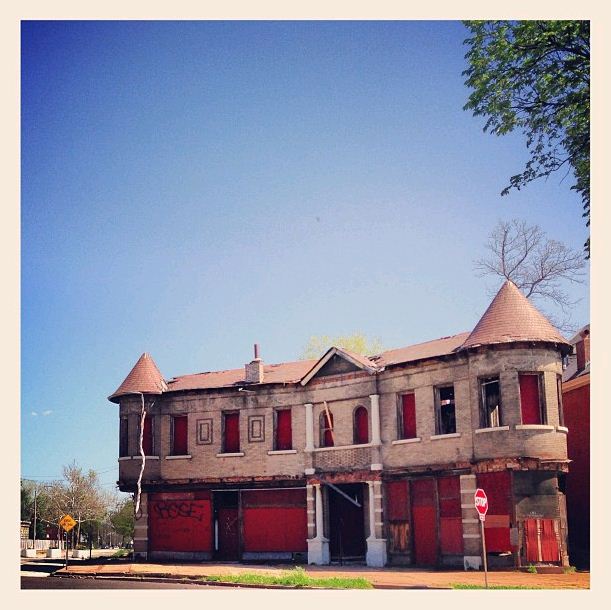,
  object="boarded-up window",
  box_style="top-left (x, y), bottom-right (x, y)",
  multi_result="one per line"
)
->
top-left (438, 476), bottom-right (462, 554)
top-left (386, 480), bottom-right (410, 554)
top-left (519, 373), bottom-right (543, 425)
top-left (119, 418), bottom-right (129, 457)
top-left (320, 411), bottom-right (334, 448)
top-left (275, 409), bottom-right (292, 450)
top-left (400, 394), bottom-right (417, 439)
top-left (477, 471), bottom-right (512, 552)
top-left (524, 518), bottom-right (561, 563)
top-left (171, 415), bottom-right (188, 456)
top-left (142, 415), bottom-right (154, 456)
top-left (353, 406), bottom-right (369, 444)
top-left (223, 412), bottom-right (240, 453)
